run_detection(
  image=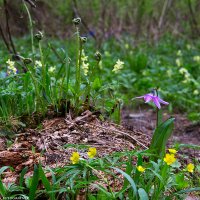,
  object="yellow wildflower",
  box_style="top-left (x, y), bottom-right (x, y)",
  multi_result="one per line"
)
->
top-left (87, 147), bottom-right (97, 158)
top-left (81, 50), bottom-right (89, 76)
top-left (6, 59), bottom-right (17, 75)
top-left (168, 149), bottom-right (177, 154)
top-left (70, 152), bottom-right (80, 164)
top-left (176, 58), bottom-right (182, 67)
top-left (193, 56), bottom-right (200, 63)
top-left (137, 166), bottom-right (145, 173)
top-left (186, 44), bottom-right (191, 50)
top-left (82, 62), bottom-right (89, 76)
top-left (164, 153), bottom-right (176, 165)
top-left (105, 51), bottom-right (110, 57)
top-left (49, 66), bottom-right (56, 72)
top-left (177, 50), bottom-right (182, 56)
top-left (193, 90), bottom-right (199, 95)
top-left (167, 69), bottom-right (172, 77)
top-left (125, 43), bottom-right (129, 49)
top-left (187, 163), bottom-right (194, 173)
top-left (112, 59), bottom-right (124, 73)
